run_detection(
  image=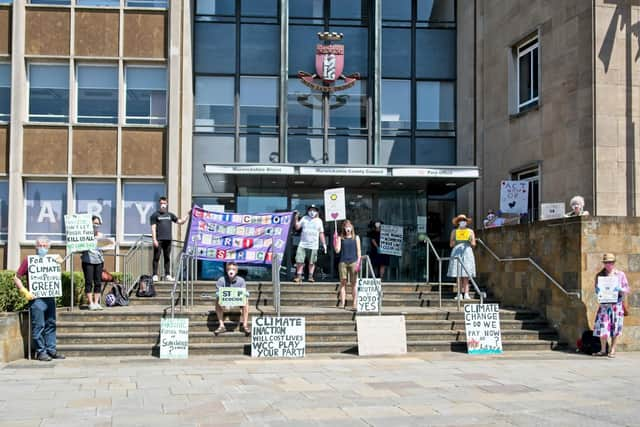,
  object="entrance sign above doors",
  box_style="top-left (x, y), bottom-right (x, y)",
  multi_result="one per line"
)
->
top-left (205, 165), bottom-right (295, 175)
top-left (391, 167), bottom-right (480, 178)
top-left (300, 166), bottom-right (387, 176)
